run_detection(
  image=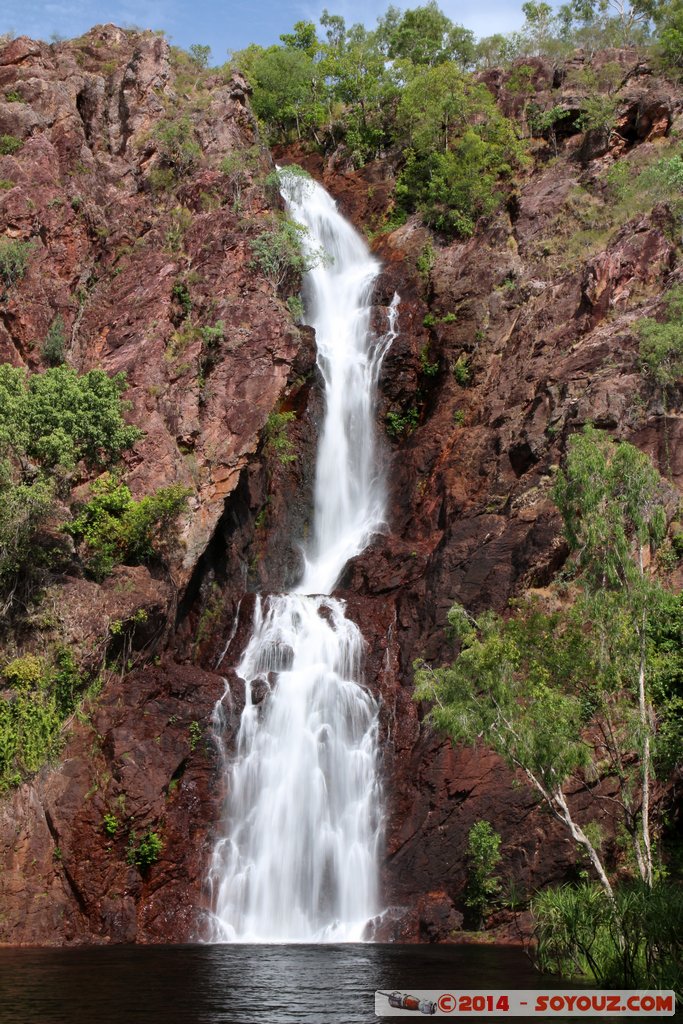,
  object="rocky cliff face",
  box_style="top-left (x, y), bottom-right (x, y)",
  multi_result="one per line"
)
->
top-left (0, 26), bottom-right (311, 943)
top-left (0, 33), bottom-right (681, 944)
